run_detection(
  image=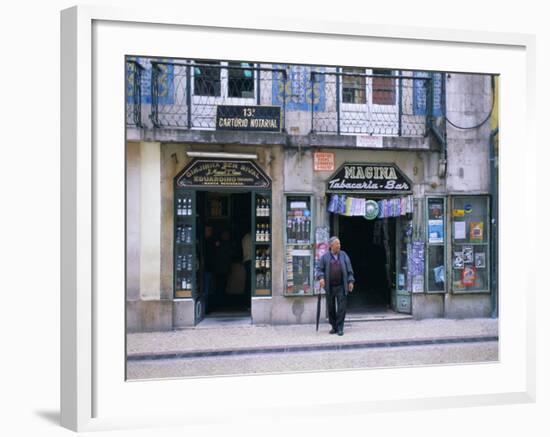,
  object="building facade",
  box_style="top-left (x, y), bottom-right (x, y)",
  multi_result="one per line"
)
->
top-left (125, 58), bottom-right (498, 331)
